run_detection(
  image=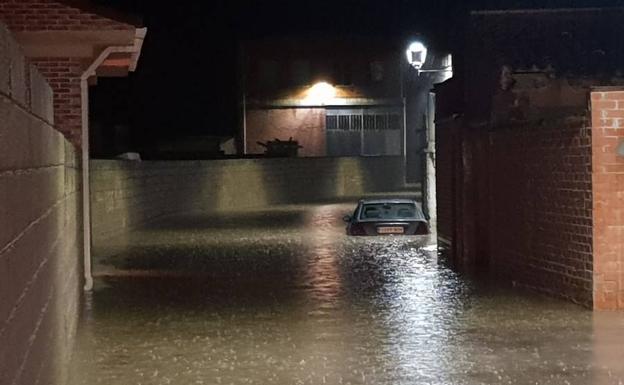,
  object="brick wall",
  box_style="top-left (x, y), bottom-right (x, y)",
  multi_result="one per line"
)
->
top-left (0, 0), bottom-right (134, 32)
top-left (435, 80), bottom-right (595, 306)
top-left (0, 0), bottom-right (137, 148)
top-left (0, 23), bottom-right (82, 385)
top-left (434, 10), bottom-right (624, 309)
top-left (30, 57), bottom-right (85, 147)
top-left (90, 156), bottom-right (406, 259)
top-left (246, 108), bottom-right (326, 156)
top-left (591, 90), bottom-right (624, 310)
top-left (436, 116), bottom-right (594, 306)
top-left (487, 118), bottom-right (593, 307)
